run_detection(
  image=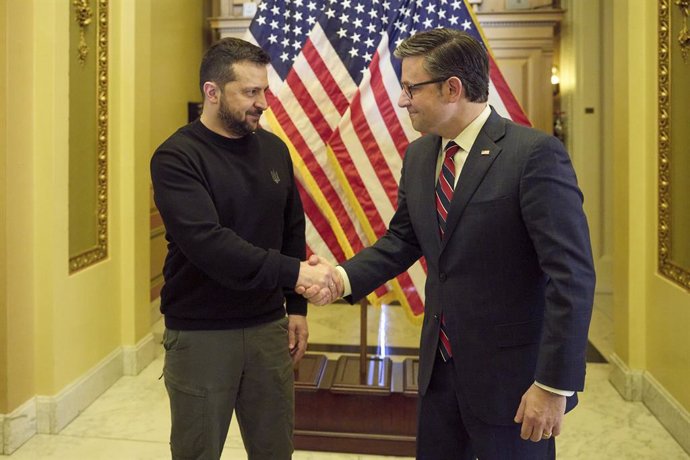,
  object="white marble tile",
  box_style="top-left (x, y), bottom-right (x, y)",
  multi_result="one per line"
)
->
top-left (7, 435), bottom-right (249, 460)
top-left (3, 434), bottom-right (171, 460)
top-left (59, 356), bottom-right (170, 443)
top-left (59, 355), bottom-right (246, 451)
top-left (557, 363), bottom-right (689, 459)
